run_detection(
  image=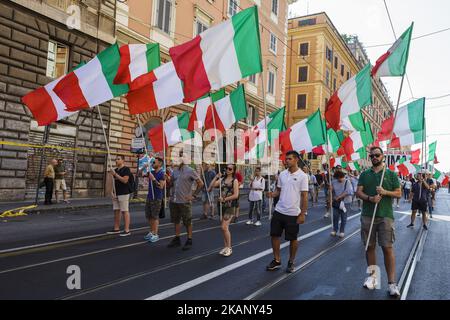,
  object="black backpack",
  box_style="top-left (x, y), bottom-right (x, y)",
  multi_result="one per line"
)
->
top-left (128, 173), bottom-right (137, 194)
